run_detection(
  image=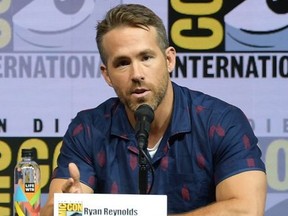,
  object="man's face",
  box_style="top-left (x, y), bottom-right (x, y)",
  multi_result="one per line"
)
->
top-left (101, 26), bottom-right (175, 112)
